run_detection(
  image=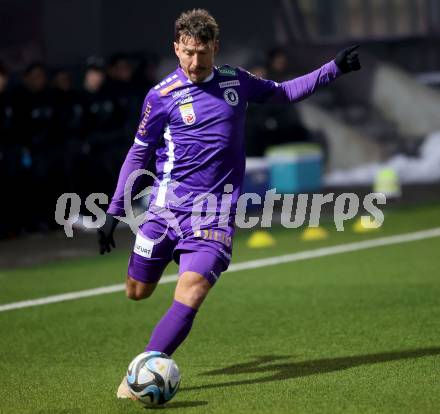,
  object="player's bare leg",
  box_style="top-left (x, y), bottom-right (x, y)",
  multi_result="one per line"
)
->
top-left (174, 271), bottom-right (212, 309)
top-left (125, 276), bottom-right (158, 301)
